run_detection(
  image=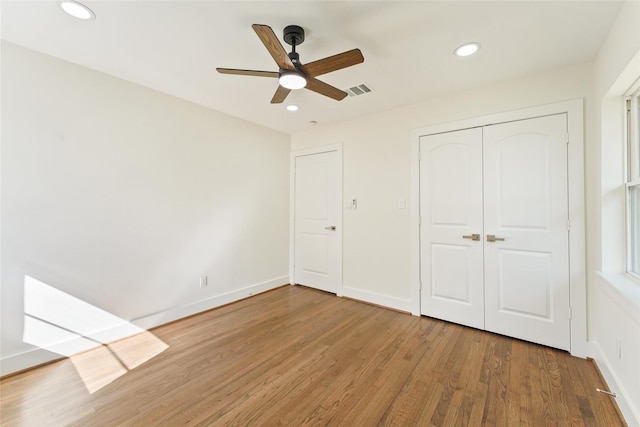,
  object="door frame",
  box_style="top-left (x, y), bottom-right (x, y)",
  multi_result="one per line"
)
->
top-left (410, 99), bottom-right (587, 357)
top-left (290, 143), bottom-right (343, 296)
